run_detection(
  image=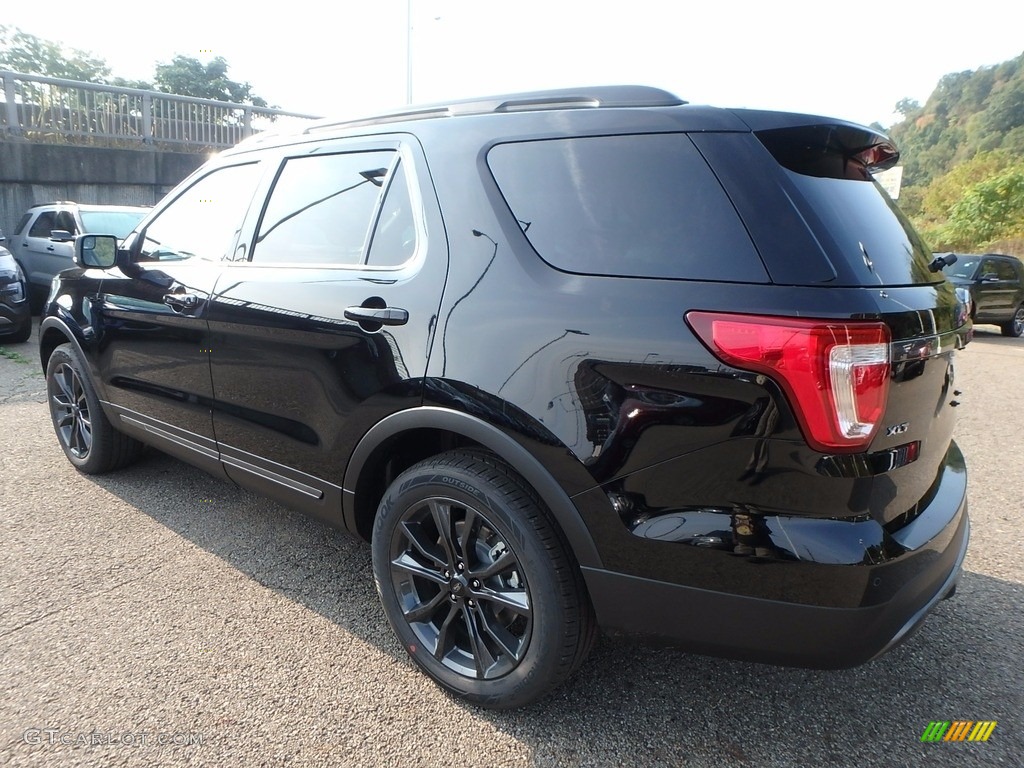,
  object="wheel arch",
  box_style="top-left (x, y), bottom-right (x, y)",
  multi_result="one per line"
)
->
top-left (343, 406), bottom-right (603, 569)
top-left (39, 316), bottom-right (88, 372)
